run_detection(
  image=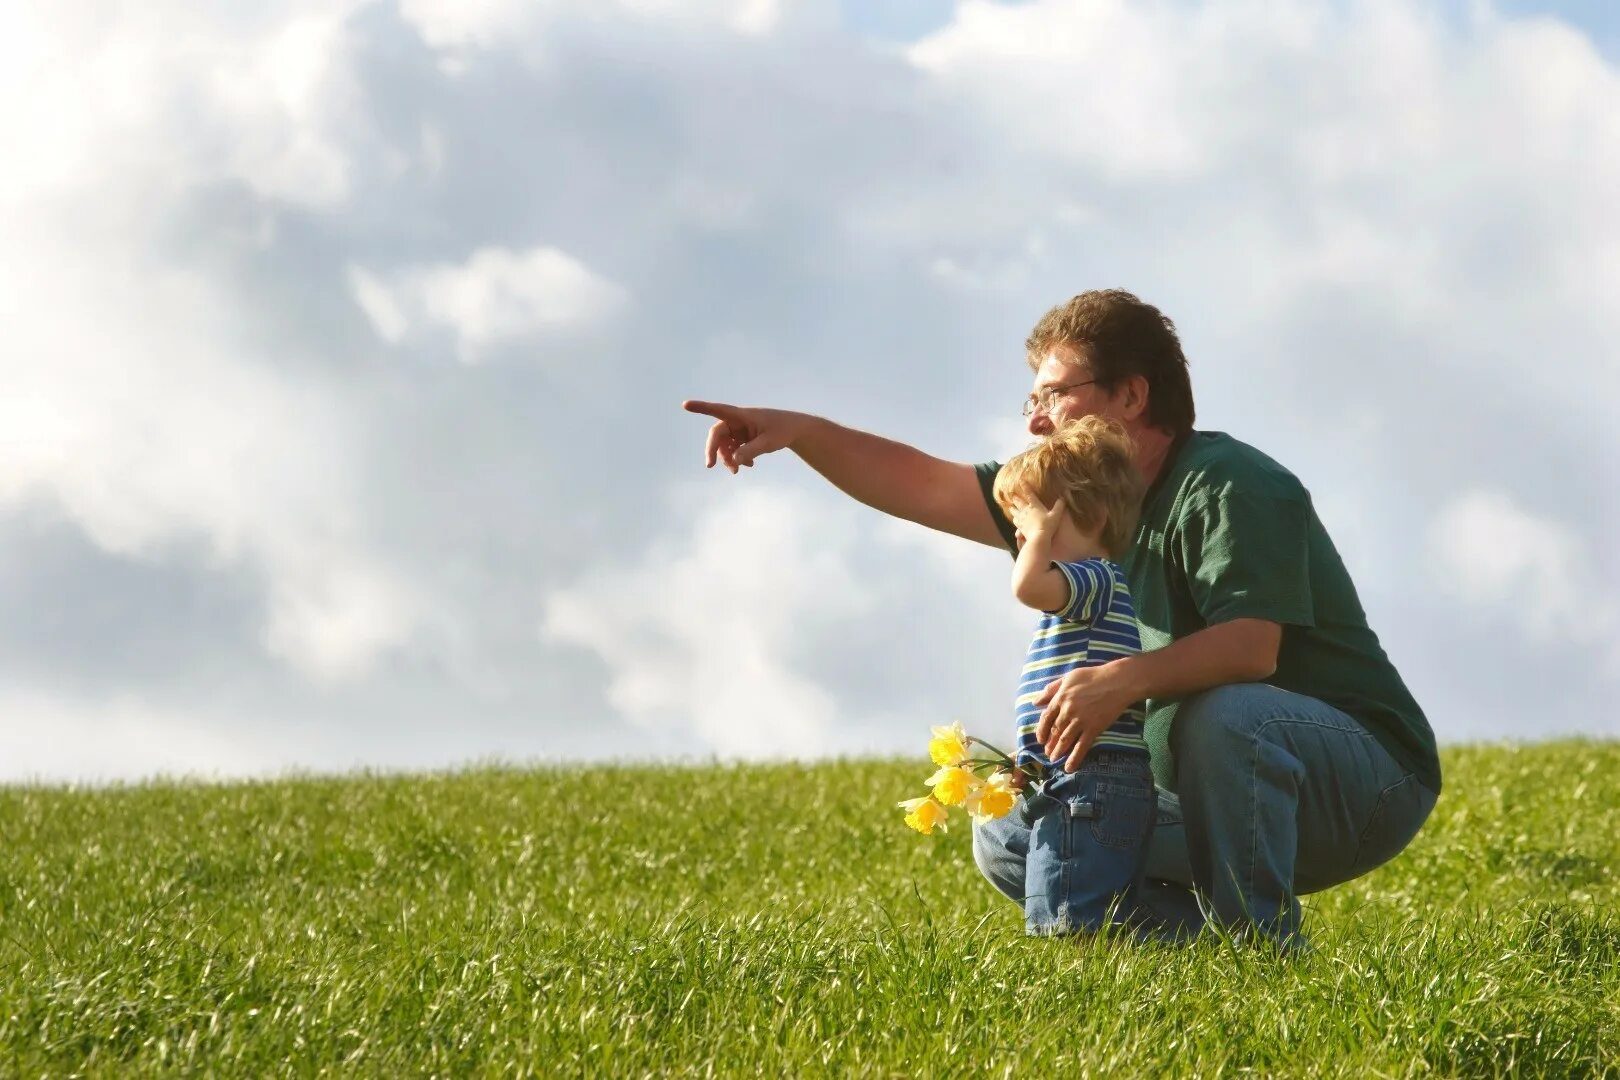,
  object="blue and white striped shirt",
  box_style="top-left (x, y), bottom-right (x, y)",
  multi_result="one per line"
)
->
top-left (1015, 558), bottom-right (1149, 770)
